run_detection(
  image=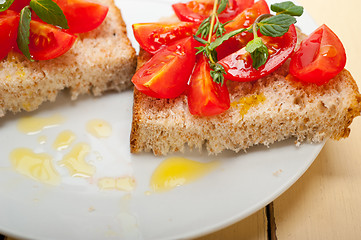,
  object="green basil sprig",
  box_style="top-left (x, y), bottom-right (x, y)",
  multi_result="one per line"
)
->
top-left (245, 37), bottom-right (269, 70)
top-left (17, 6), bottom-right (32, 61)
top-left (271, 1), bottom-right (304, 16)
top-left (194, 0), bottom-right (304, 83)
top-left (245, 2), bottom-right (302, 69)
top-left (257, 14), bottom-right (297, 37)
top-left (30, 0), bottom-right (68, 29)
top-left (13, 0), bottom-right (69, 60)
